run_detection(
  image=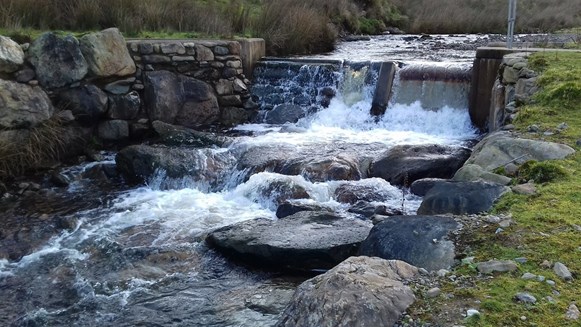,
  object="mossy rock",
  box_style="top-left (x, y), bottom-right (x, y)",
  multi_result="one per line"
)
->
top-left (516, 160), bottom-right (567, 184)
